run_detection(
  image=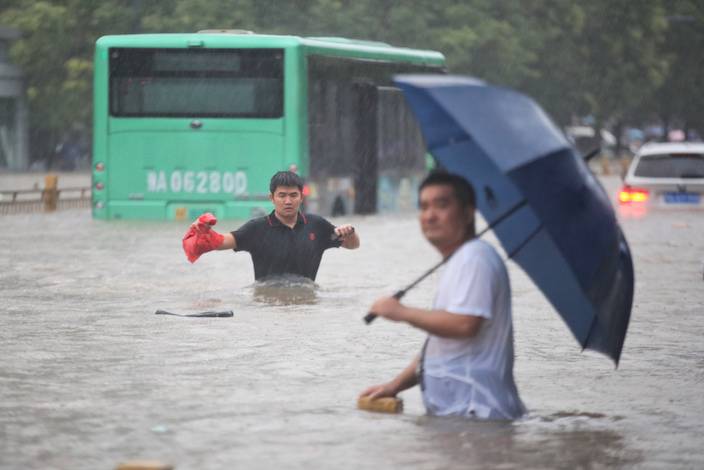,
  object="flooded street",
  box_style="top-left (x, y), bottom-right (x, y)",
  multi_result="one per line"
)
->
top-left (1, 175), bottom-right (703, 469)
